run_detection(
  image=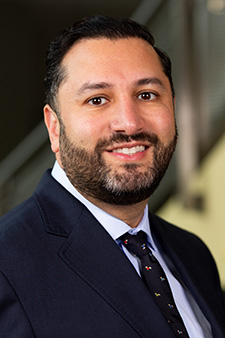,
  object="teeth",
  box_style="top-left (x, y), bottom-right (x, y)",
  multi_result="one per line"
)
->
top-left (112, 145), bottom-right (145, 155)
